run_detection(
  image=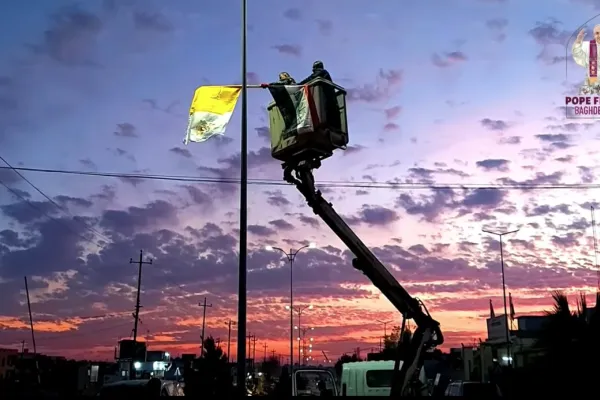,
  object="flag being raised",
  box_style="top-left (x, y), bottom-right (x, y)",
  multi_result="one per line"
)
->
top-left (184, 86), bottom-right (242, 144)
